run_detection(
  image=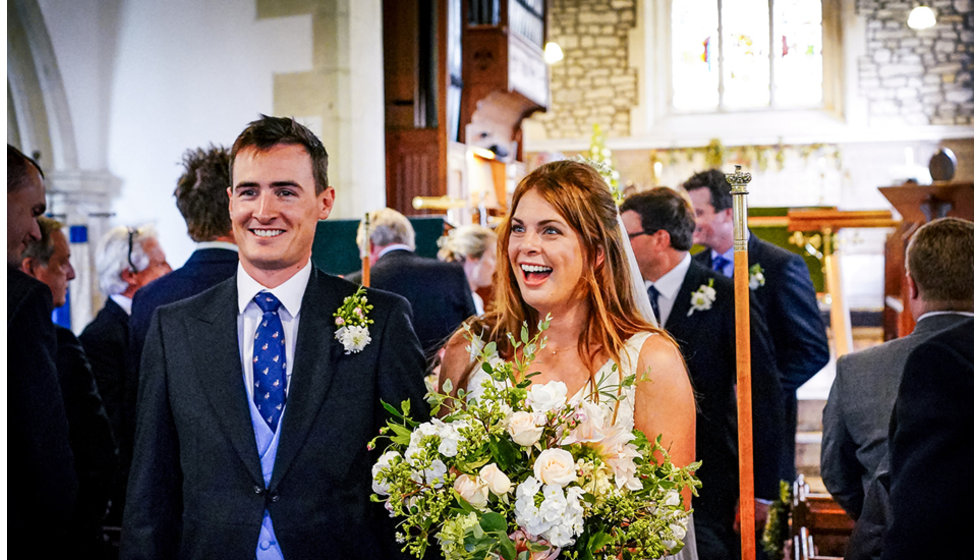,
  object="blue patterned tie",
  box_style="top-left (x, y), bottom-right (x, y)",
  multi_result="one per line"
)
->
top-left (712, 255), bottom-right (730, 276)
top-left (647, 285), bottom-right (661, 324)
top-left (253, 293), bottom-right (286, 431)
